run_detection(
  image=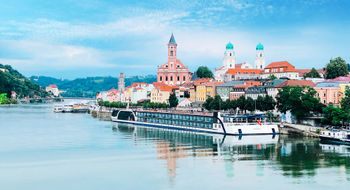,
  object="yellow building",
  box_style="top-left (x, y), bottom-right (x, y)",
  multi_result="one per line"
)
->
top-left (340, 83), bottom-right (350, 99)
top-left (189, 87), bottom-right (196, 103)
top-left (123, 86), bottom-right (132, 102)
top-left (151, 84), bottom-right (177, 103)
